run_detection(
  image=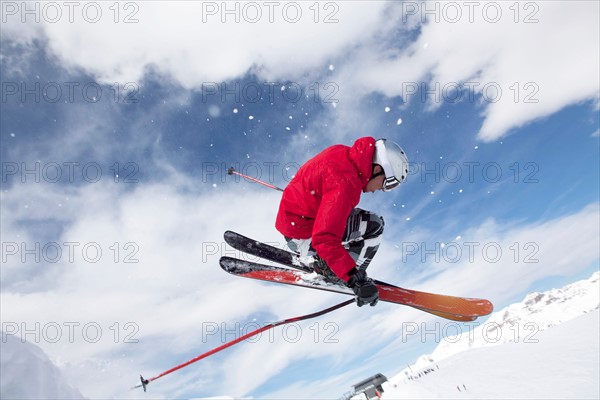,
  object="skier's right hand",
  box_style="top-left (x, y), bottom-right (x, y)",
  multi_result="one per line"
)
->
top-left (348, 269), bottom-right (379, 307)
